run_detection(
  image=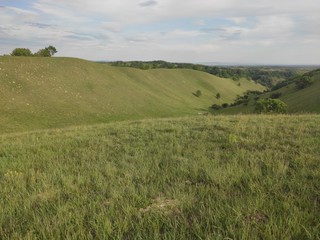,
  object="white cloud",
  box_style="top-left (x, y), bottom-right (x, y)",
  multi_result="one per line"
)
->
top-left (0, 0), bottom-right (320, 64)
